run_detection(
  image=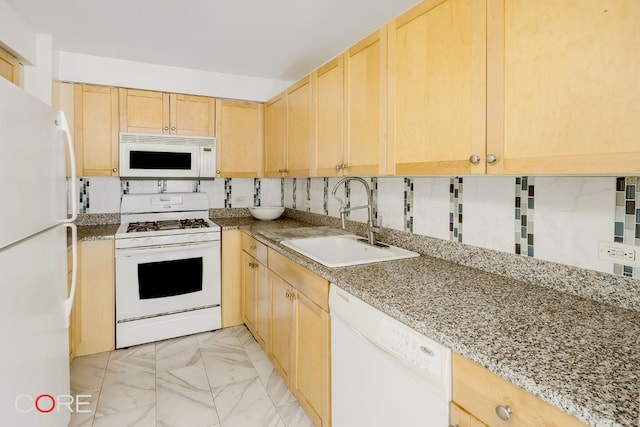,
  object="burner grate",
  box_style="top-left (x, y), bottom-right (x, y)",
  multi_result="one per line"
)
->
top-left (126, 221), bottom-right (158, 233)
